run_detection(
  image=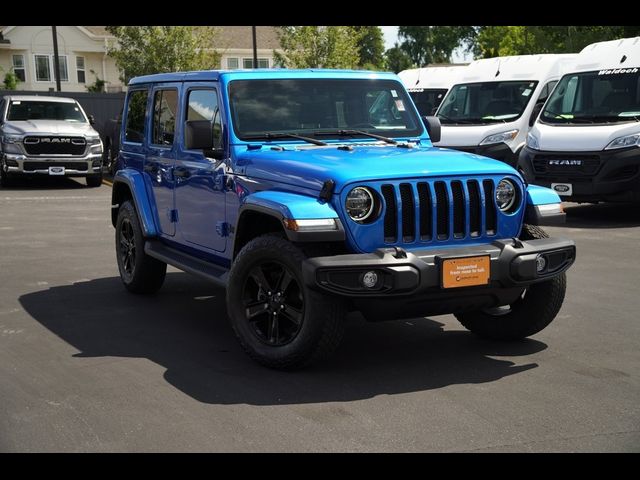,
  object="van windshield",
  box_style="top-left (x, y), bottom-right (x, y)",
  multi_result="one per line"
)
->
top-left (6, 100), bottom-right (87, 122)
top-left (540, 69), bottom-right (640, 124)
top-left (228, 78), bottom-right (423, 141)
top-left (407, 88), bottom-right (448, 116)
top-left (437, 81), bottom-right (538, 125)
